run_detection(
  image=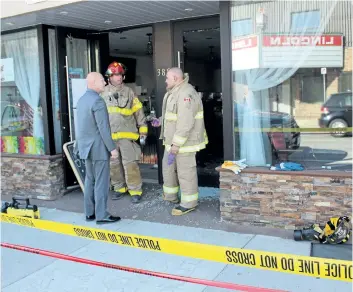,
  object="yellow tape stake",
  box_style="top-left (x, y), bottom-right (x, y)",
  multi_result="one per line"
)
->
top-left (1, 214), bottom-right (352, 282)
